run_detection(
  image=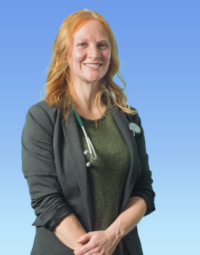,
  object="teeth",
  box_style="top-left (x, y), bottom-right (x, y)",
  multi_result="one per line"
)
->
top-left (85, 63), bottom-right (101, 67)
